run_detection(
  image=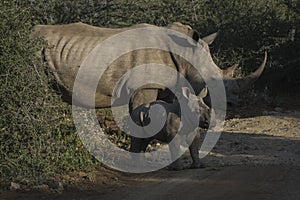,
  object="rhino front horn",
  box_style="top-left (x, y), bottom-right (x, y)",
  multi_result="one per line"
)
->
top-left (237, 52), bottom-right (267, 91)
